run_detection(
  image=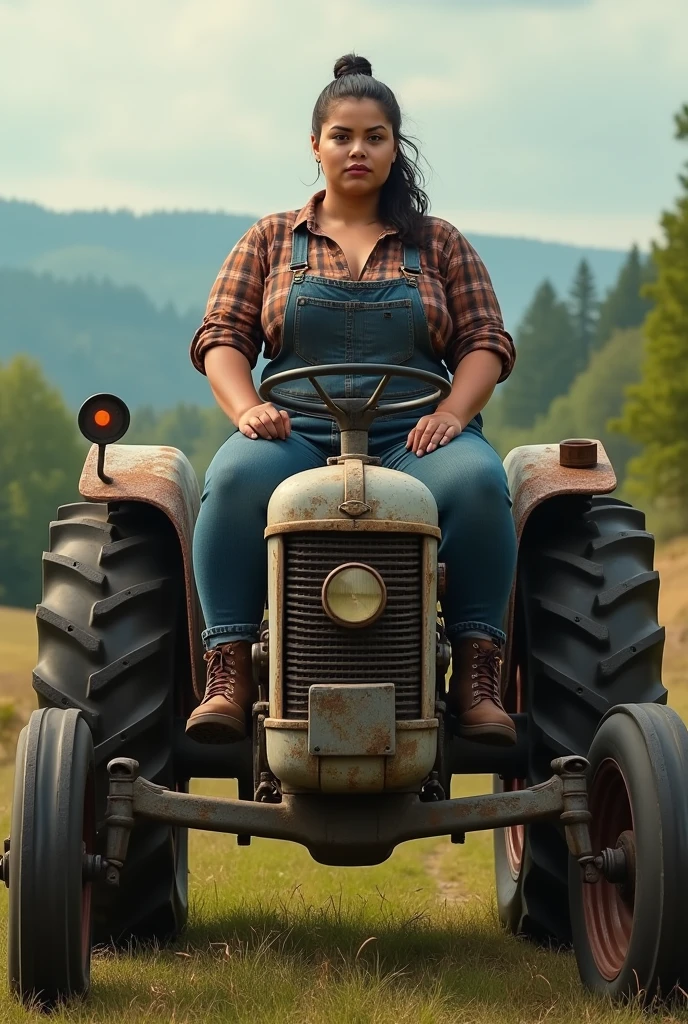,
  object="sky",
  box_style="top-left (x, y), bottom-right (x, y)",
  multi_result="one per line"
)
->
top-left (0, 0), bottom-right (686, 250)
